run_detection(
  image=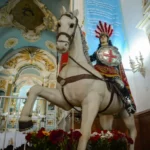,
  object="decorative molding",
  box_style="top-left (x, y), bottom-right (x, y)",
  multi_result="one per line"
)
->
top-left (142, 0), bottom-right (148, 8)
top-left (0, 0), bottom-right (57, 41)
top-left (142, 0), bottom-right (149, 13)
top-left (4, 47), bottom-right (56, 72)
top-left (45, 40), bottom-right (56, 51)
top-left (0, 78), bottom-right (7, 91)
top-left (0, 69), bottom-right (11, 76)
top-left (0, 6), bottom-right (13, 27)
top-left (136, 2), bottom-right (150, 34)
top-left (22, 30), bottom-right (41, 42)
top-left (4, 38), bottom-right (18, 49)
top-left (16, 74), bottom-right (42, 86)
